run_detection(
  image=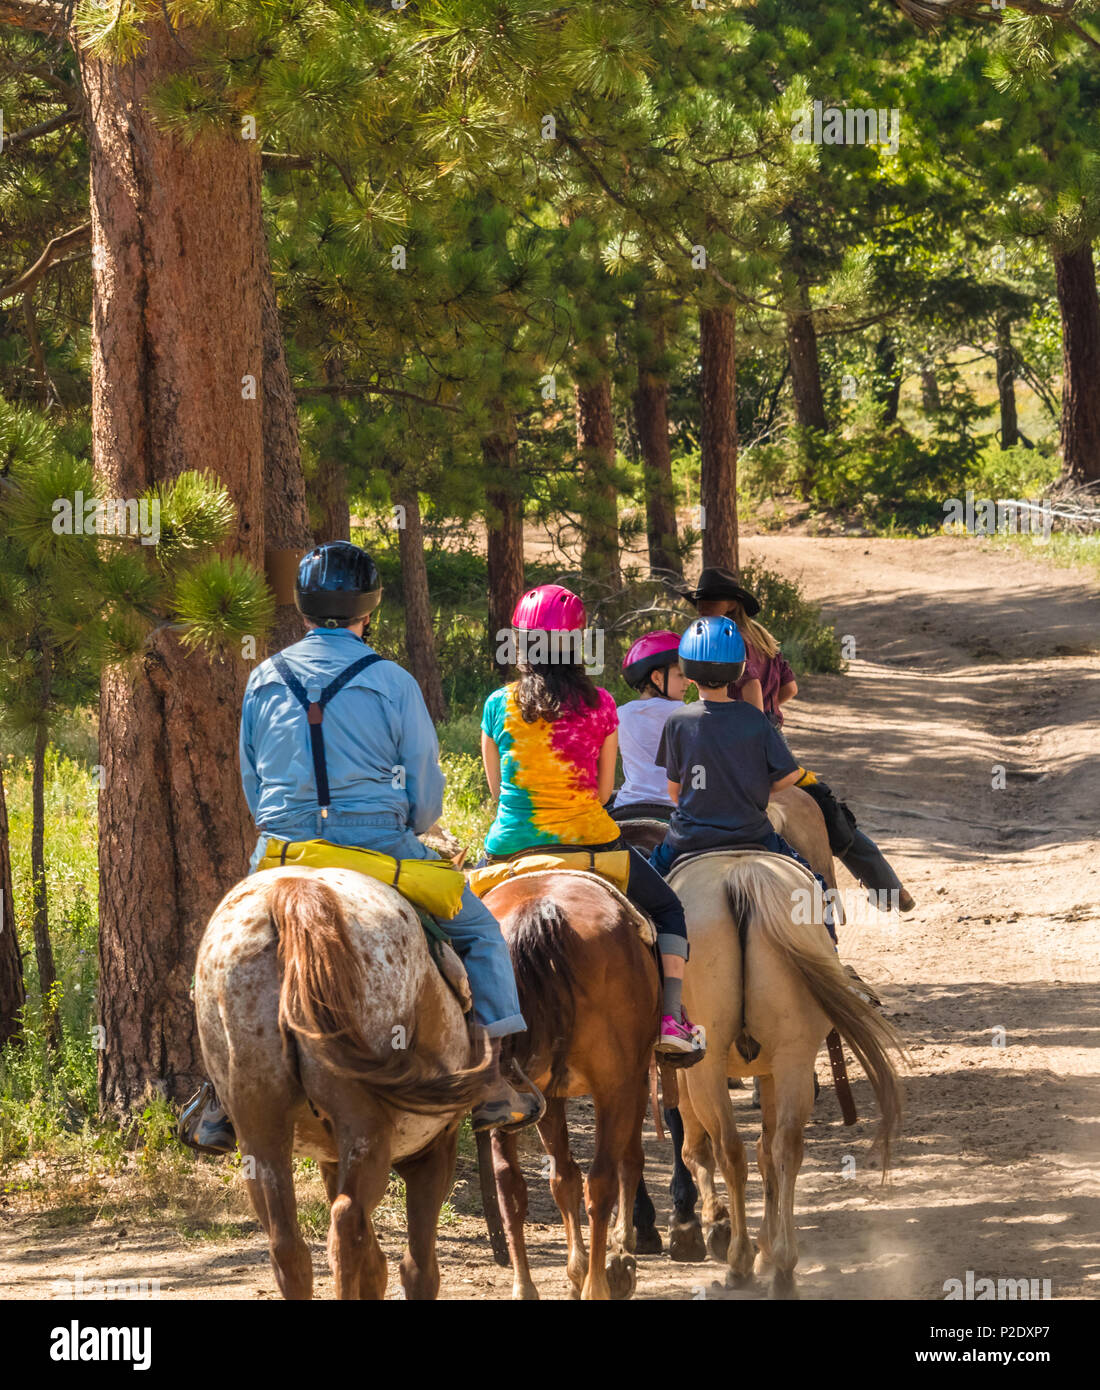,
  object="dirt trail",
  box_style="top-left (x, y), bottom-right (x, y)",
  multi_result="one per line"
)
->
top-left (3, 534), bottom-right (1097, 1300)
